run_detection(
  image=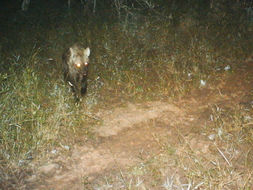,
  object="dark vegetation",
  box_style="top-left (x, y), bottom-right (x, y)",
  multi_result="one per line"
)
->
top-left (0, 0), bottom-right (253, 189)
